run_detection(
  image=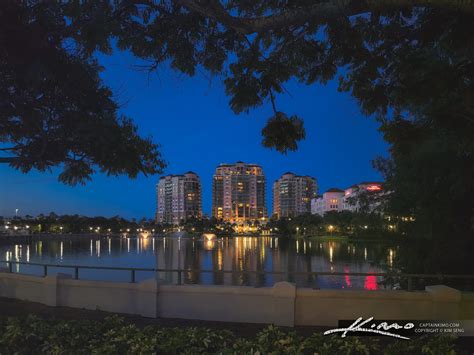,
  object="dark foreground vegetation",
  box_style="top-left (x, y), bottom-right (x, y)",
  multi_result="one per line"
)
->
top-left (0, 315), bottom-right (465, 355)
